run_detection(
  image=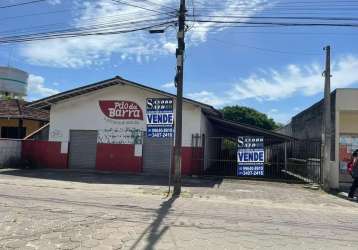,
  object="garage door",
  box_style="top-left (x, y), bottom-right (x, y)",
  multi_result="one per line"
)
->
top-left (69, 130), bottom-right (98, 170)
top-left (143, 137), bottom-right (172, 175)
